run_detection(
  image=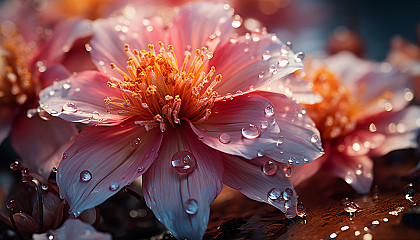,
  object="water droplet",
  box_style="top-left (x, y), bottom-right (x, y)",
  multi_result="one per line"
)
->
top-left (26, 108), bottom-right (37, 118)
top-left (262, 160), bottom-right (277, 175)
top-left (6, 199), bottom-right (15, 210)
top-left (206, 52), bottom-right (213, 59)
top-left (330, 233), bottom-right (338, 239)
top-left (185, 199), bottom-right (198, 215)
top-left (269, 65), bottom-right (276, 73)
top-left (310, 134), bottom-right (319, 143)
top-left (276, 136), bottom-right (284, 146)
top-left (261, 121), bottom-right (268, 130)
top-left (241, 124), bottom-right (260, 139)
top-left (10, 161), bottom-right (21, 171)
top-left (268, 188), bottom-right (281, 200)
top-left (137, 167), bottom-right (144, 173)
top-left (48, 90), bottom-right (56, 96)
top-left (232, 14), bottom-right (242, 28)
top-left (297, 202), bottom-right (306, 217)
top-left (283, 166), bottom-right (292, 177)
top-left (46, 230), bottom-right (54, 240)
top-left (278, 57), bottom-right (289, 67)
top-left (344, 201), bottom-right (360, 213)
top-left (284, 199), bottom-right (292, 209)
top-left (295, 51), bottom-right (305, 62)
top-left (283, 188), bottom-right (293, 200)
top-left (41, 184), bottom-right (48, 191)
top-left (341, 226), bottom-right (350, 231)
top-left (109, 182), bottom-right (119, 191)
top-left (50, 109), bottom-right (60, 116)
top-left (288, 157), bottom-right (295, 164)
top-left (219, 133), bottom-right (231, 144)
top-left (285, 41), bottom-right (292, 50)
top-left (262, 50), bottom-right (271, 60)
top-left (171, 151), bottom-right (197, 174)
top-left (80, 170), bottom-right (92, 182)
top-left (243, 47), bottom-right (249, 53)
top-left (265, 105), bottom-right (275, 117)
top-left (62, 103), bottom-right (77, 112)
top-left (130, 137), bottom-right (141, 147)
top-left (258, 71), bottom-right (264, 78)
top-left (257, 149), bottom-right (265, 157)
